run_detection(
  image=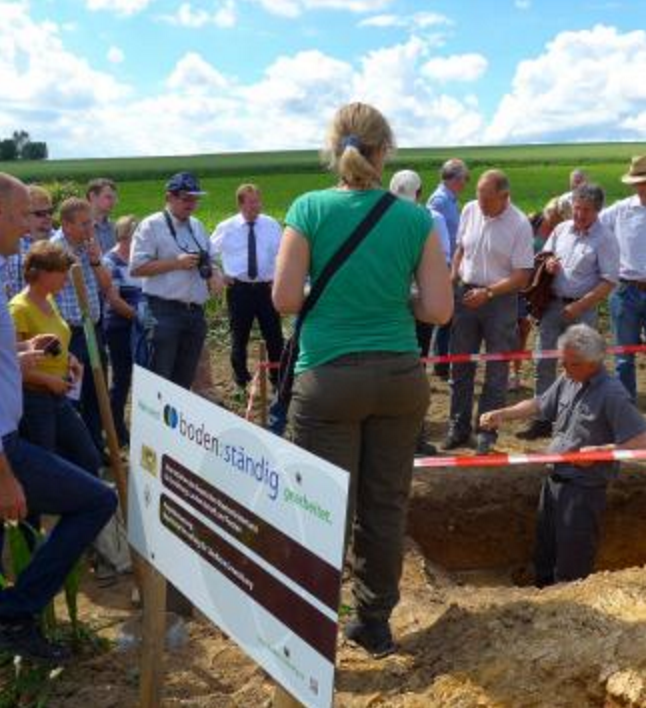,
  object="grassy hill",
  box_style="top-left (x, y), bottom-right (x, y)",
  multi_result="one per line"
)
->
top-left (2, 142), bottom-right (645, 228)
